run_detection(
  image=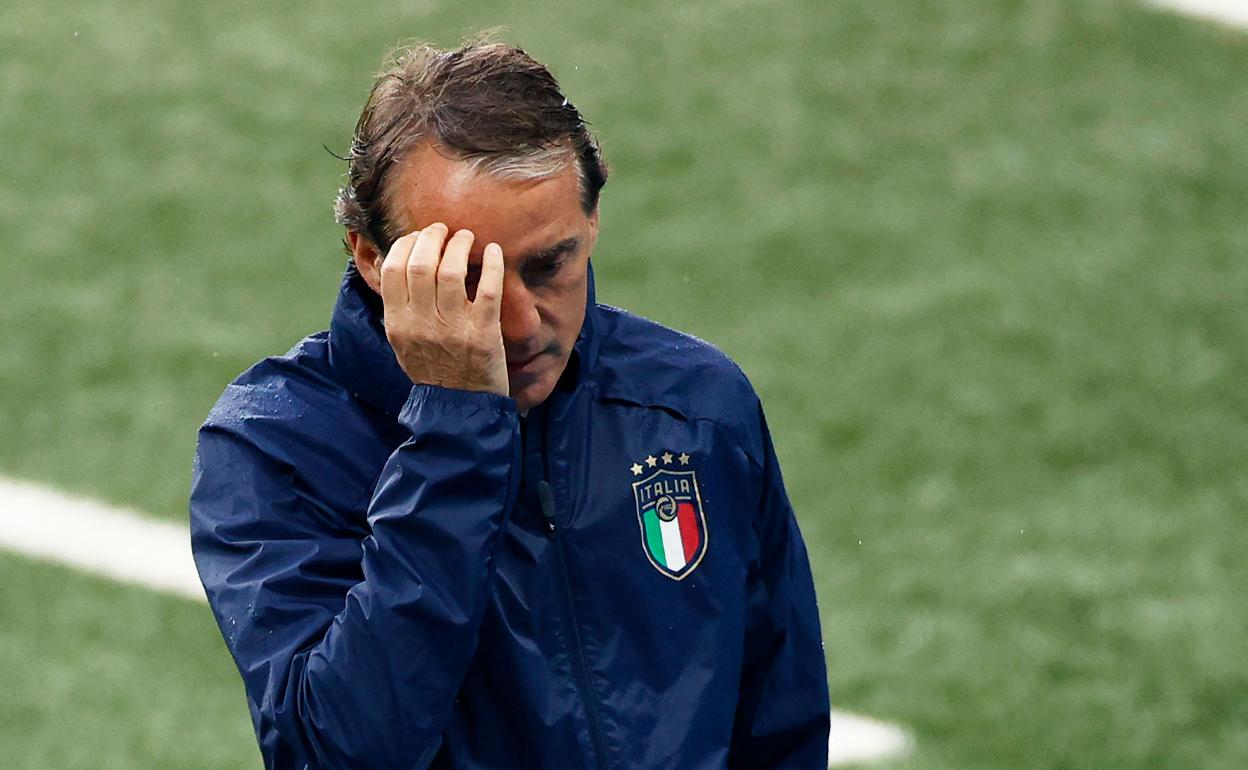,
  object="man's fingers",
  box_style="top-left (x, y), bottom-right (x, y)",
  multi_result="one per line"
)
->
top-left (406, 223), bottom-right (447, 310)
top-left (472, 242), bottom-right (504, 324)
top-left (435, 229), bottom-right (474, 319)
top-left (379, 231), bottom-right (418, 308)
